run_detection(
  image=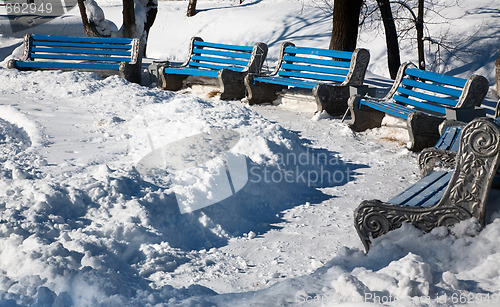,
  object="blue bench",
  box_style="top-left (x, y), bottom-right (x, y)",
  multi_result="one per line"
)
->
top-left (244, 42), bottom-right (371, 116)
top-left (354, 117), bottom-right (500, 251)
top-left (8, 34), bottom-right (143, 84)
top-left (152, 37), bottom-right (268, 100)
top-left (347, 62), bottom-right (489, 151)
